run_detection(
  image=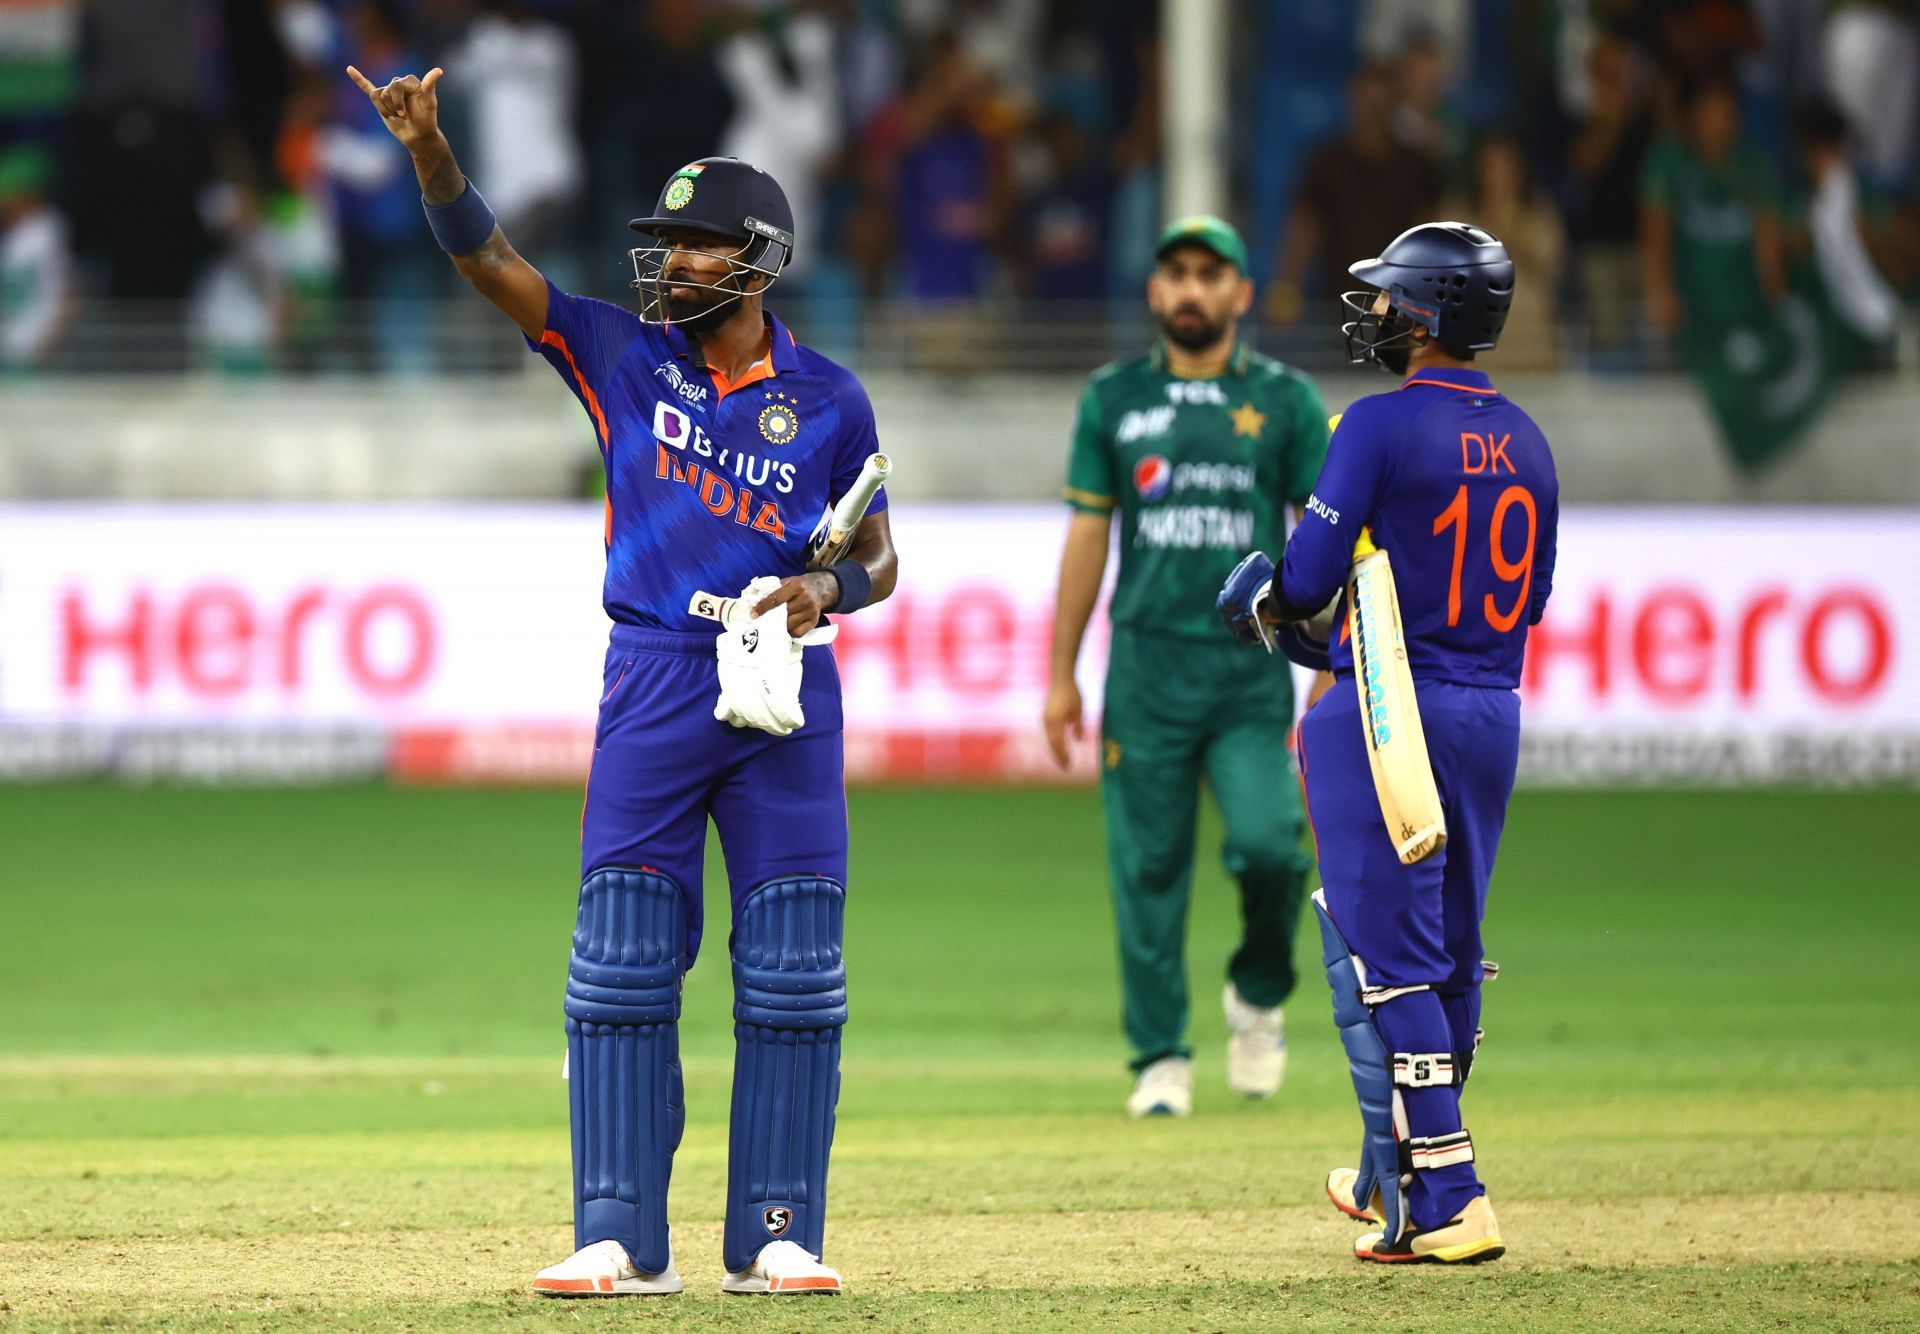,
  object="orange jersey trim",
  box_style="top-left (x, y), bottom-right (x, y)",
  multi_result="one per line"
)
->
top-left (1400, 377), bottom-right (1501, 396)
top-left (708, 351), bottom-right (775, 399)
top-left (539, 329), bottom-right (611, 449)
